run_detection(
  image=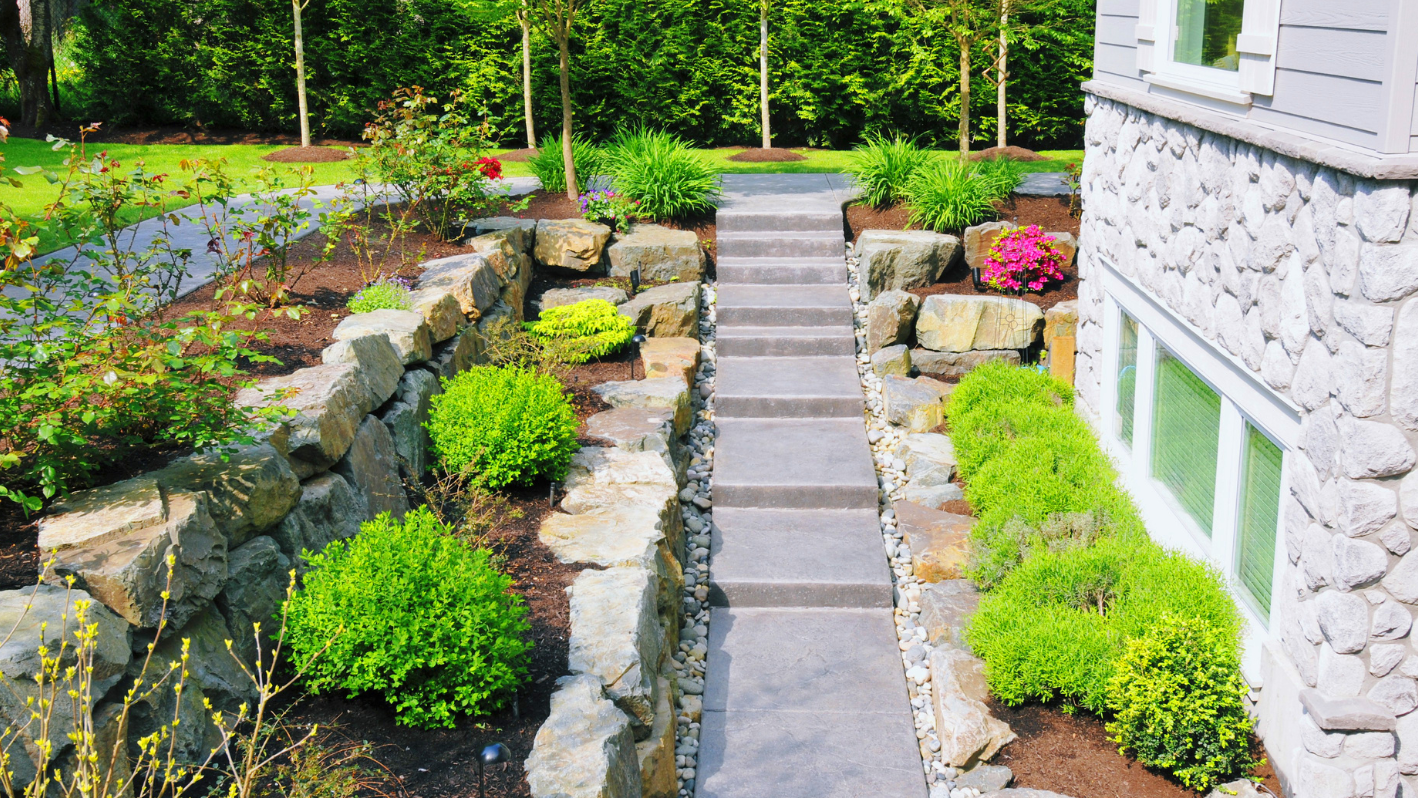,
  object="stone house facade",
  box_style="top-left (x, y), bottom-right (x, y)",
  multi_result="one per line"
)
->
top-left (1077, 2), bottom-right (1418, 797)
